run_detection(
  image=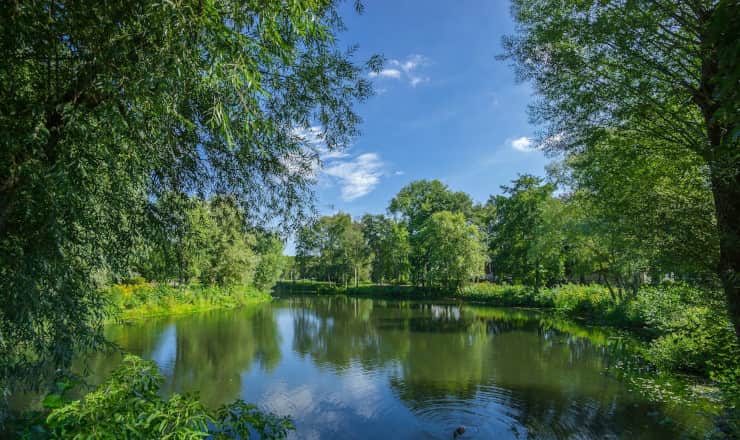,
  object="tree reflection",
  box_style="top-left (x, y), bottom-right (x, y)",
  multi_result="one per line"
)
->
top-left (285, 297), bottom-right (705, 438)
top-left (88, 304), bottom-right (281, 408)
top-left (76, 297), bottom-right (712, 438)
